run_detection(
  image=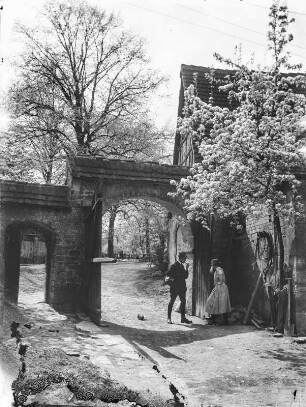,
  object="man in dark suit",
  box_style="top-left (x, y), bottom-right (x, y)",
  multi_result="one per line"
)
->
top-left (166, 252), bottom-right (192, 324)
